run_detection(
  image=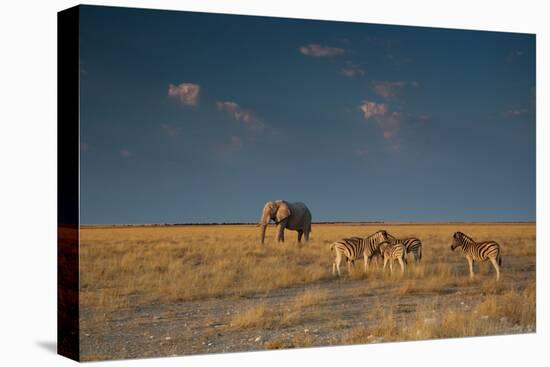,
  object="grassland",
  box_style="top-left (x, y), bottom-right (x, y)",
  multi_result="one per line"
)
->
top-left (79, 223), bottom-right (535, 361)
